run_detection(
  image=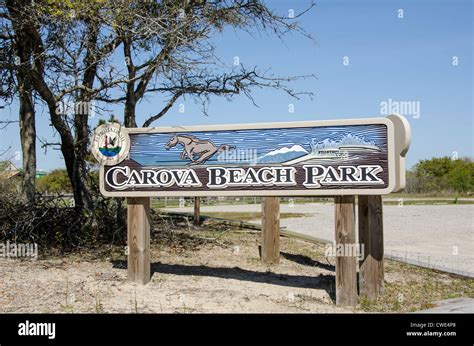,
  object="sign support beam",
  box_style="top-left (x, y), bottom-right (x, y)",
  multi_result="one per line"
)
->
top-left (261, 197), bottom-right (280, 265)
top-left (335, 196), bottom-right (357, 306)
top-left (358, 195), bottom-right (384, 299)
top-left (194, 197), bottom-right (201, 226)
top-left (127, 197), bottom-right (151, 284)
